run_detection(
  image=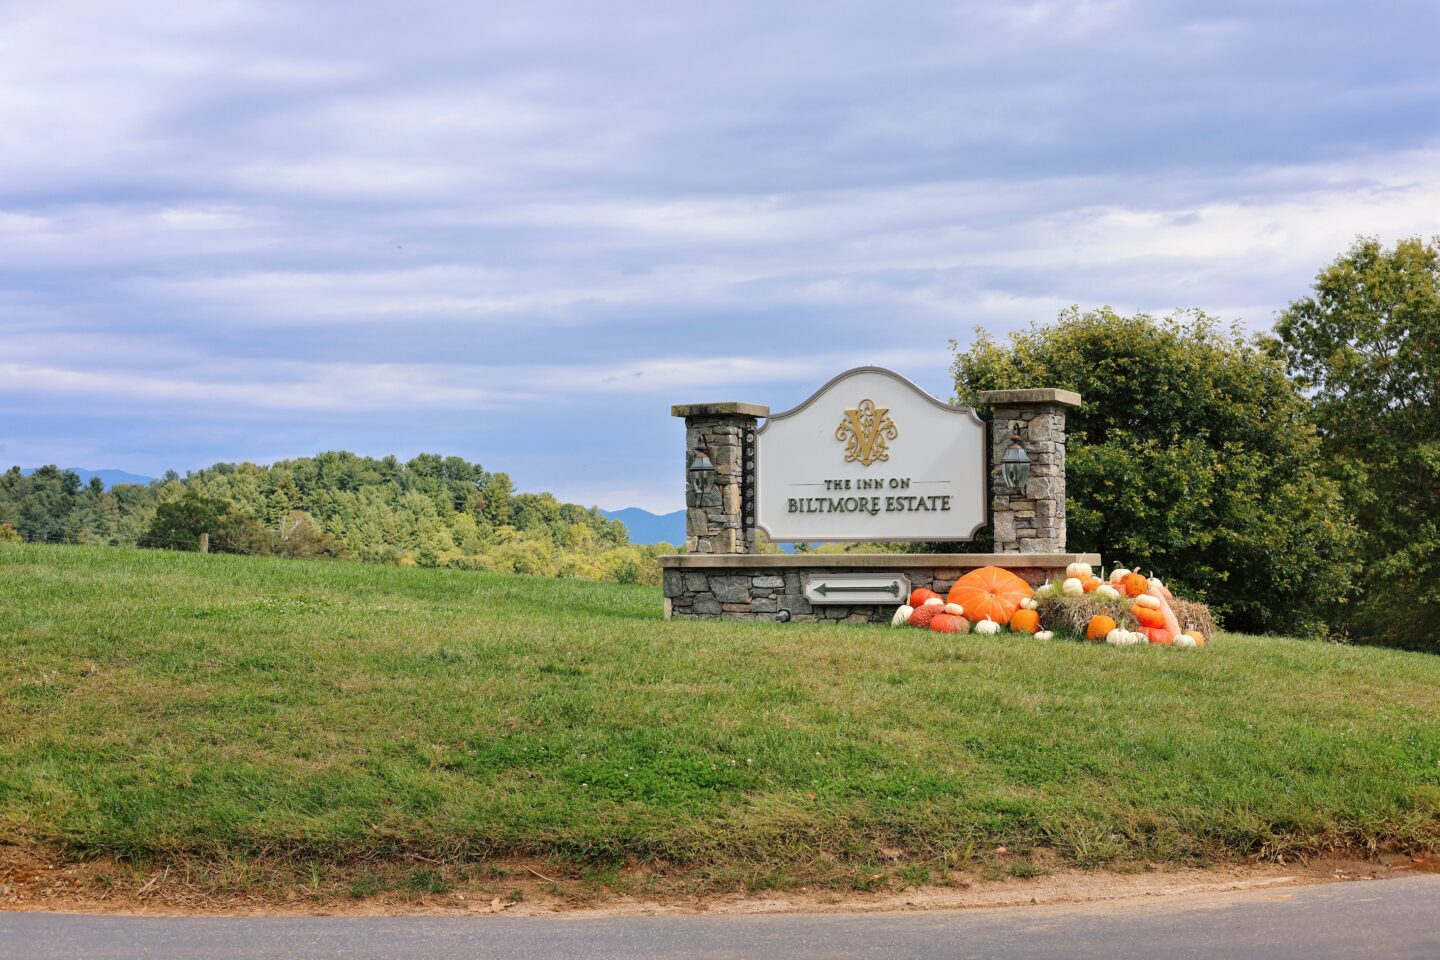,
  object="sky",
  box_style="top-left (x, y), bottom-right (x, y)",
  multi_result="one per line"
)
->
top-left (3, 1), bottom-right (1439, 512)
